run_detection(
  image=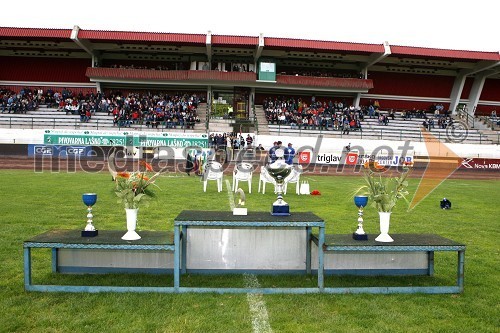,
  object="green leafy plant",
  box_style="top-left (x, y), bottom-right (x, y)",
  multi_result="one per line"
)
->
top-left (357, 162), bottom-right (411, 212)
top-left (109, 150), bottom-right (166, 209)
top-left (114, 161), bottom-right (164, 209)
